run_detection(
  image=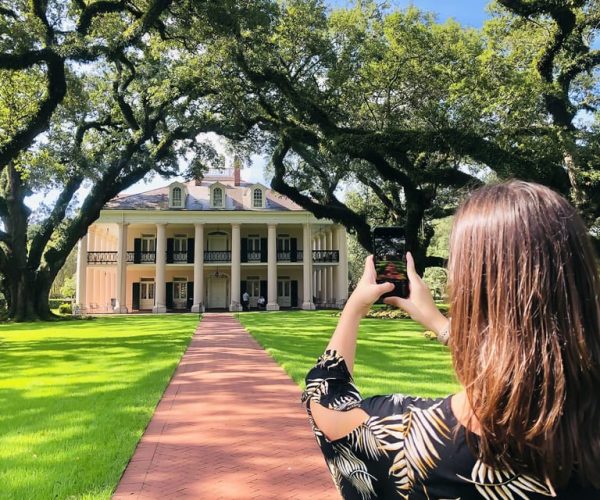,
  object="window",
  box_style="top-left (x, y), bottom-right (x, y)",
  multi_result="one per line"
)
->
top-left (248, 235), bottom-right (260, 252)
top-left (172, 187), bottom-right (182, 207)
top-left (277, 279), bottom-right (291, 297)
top-left (141, 278), bottom-right (154, 300)
top-left (213, 186), bottom-right (223, 207)
top-left (141, 234), bottom-right (156, 252)
top-left (253, 188), bottom-right (263, 208)
top-left (173, 234), bottom-right (187, 252)
top-left (277, 235), bottom-right (290, 252)
top-left (173, 277), bottom-right (187, 299)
